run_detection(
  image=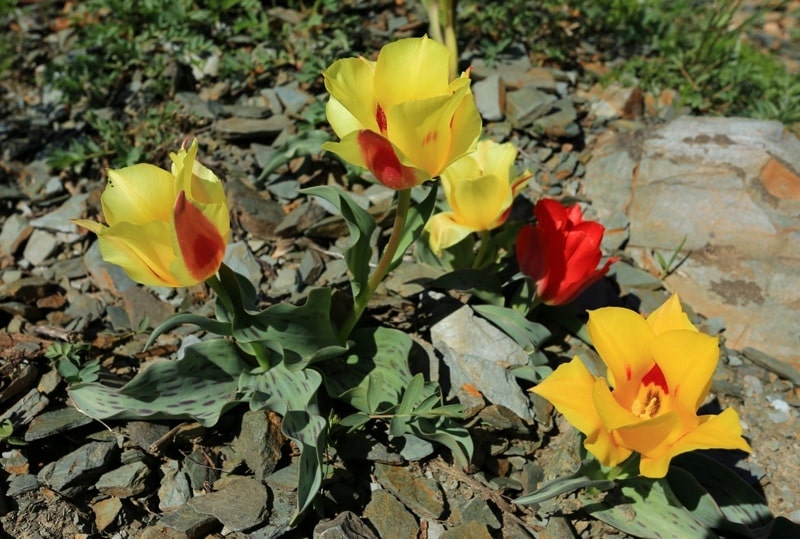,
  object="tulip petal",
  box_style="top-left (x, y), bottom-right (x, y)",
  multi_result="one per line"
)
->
top-left (638, 408), bottom-right (751, 478)
top-left (647, 294), bottom-right (697, 335)
top-left (170, 140), bottom-right (226, 206)
top-left (373, 37), bottom-right (450, 105)
top-left (425, 212), bottom-right (474, 255)
top-left (326, 96), bottom-right (366, 140)
top-left (95, 221), bottom-right (180, 287)
top-left (101, 165), bottom-right (176, 226)
top-left (531, 357), bottom-right (605, 441)
top-left (585, 378), bottom-right (634, 466)
top-left (171, 192), bottom-right (227, 284)
top-left (652, 329), bottom-right (719, 413)
top-left (323, 56), bottom-right (379, 133)
top-left (613, 411), bottom-right (683, 457)
top-left (588, 307), bottom-right (656, 391)
top-left (444, 173), bottom-right (509, 230)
